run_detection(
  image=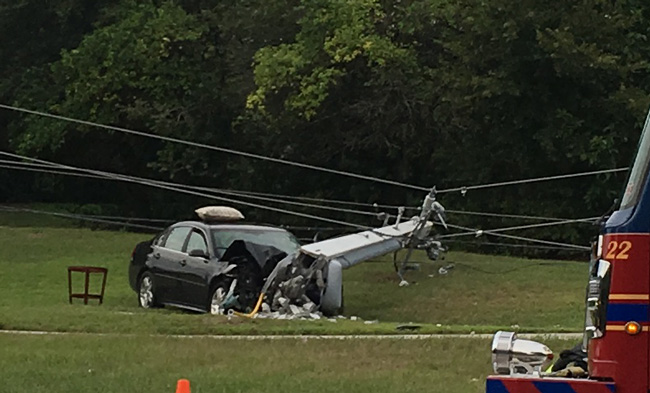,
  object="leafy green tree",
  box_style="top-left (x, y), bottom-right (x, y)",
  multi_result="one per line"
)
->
top-left (5, 0), bottom-right (650, 249)
top-left (429, 0), bottom-right (650, 235)
top-left (6, 0), bottom-right (307, 220)
top-left (245, 0), bottom-right (650, 244)
top-left (244, 0), bottom-right (444, 208)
